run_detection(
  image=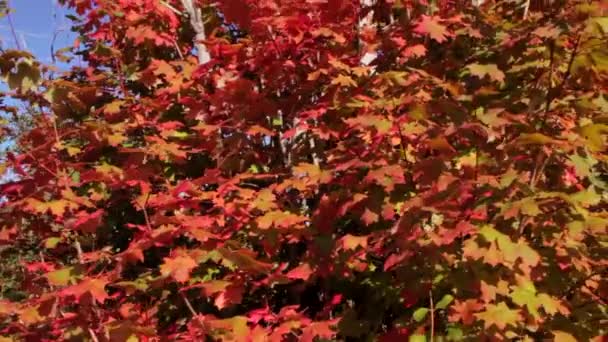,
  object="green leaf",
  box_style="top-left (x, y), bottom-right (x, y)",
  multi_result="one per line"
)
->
top-left (44, 237), bottom-right (62, 249)
top-left (46, 267), bottom-right (77, 286)
top-left (436, 294), bottom-right (454, 310)
top-left (569, 187), bottom-right (602, 207)
top-left (569, 153), bottom-right (596, 178)
top-left (475, 302), bottom-right (521, 330)
top-left (413, 307), bottom-right (429, 322)
top-left (409, 334), bottom-right (427, 342)
top-left (170, 131), bottom-right (189, 139)
top-left (446, 326), bottom-right (464, 341)
top-left (510, 280), bottom-right (539, 317)
top-left (272, 117), bottom-right (283, 126)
